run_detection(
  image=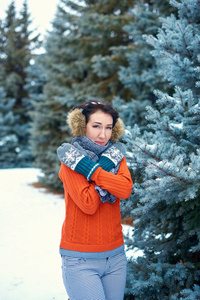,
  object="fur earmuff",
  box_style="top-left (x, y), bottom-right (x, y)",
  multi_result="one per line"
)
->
top-left (67, 108), bottom-right (86, 137)
top-left (110, 118), bottom-right (124, 142)
top-left (67, 108), bottom-right (124, 142)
